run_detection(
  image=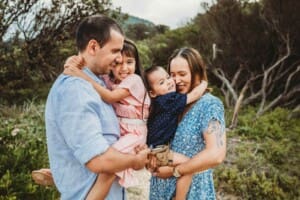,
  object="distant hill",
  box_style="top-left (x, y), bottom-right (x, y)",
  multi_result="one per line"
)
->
top-left (116, 13), bottom-right (156, 31)
top-left (124, 15), bottom-right (155, 27)
top-left (118, 13), bottom-right (169, 41)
